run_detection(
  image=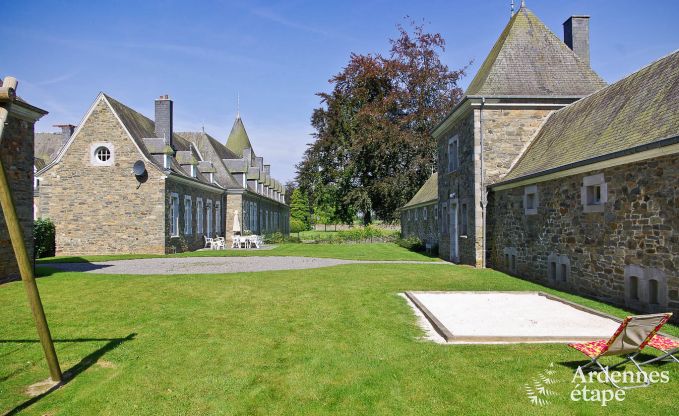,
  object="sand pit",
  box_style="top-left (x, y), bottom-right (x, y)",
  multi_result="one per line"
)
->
top-left (405, 291), bottom-right (622, 344)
